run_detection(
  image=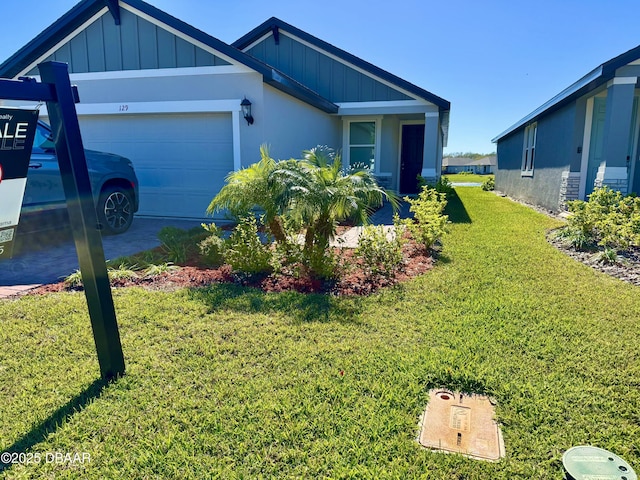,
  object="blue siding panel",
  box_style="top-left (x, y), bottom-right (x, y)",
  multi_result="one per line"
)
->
top-left (103, 15), bottom-right (123, 71)
top-left (246, 33), bottom-right (412, 103)
top-left (317, 54), bottom-right (332, 99)
top-left (86, 19), bottom-right (106, 72)
top-left (157, 28), bottom-right (177, 68)
top-left (39, 10), bottom-right (231, 74)
top-left (304, 48), bottom-right (319, 93)
top-left (360, 75), bottom-right (375, 101)
top-left (55, 43), bottom-right (72, 66)
top-left (331, 61), bottom-right (345, 102)
top-left (120, 10), bottom-right (140, 70)
top-left (138, 19), bottom-right (158, 70)
top-left (195, 48), bottom-right (214, 67)
top-left (70, 31), bottom-right (89, 73)
top-left (176, 36), bottom-right (195, 68)
top-left (263, 37), bottom-right (279, 68)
